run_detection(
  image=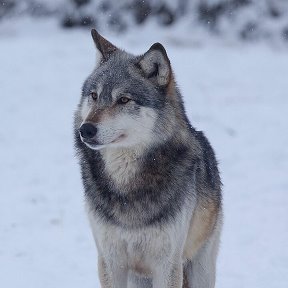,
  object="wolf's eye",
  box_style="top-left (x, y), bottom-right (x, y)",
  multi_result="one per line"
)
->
top-left (118, 97), bottom-right (131, 104)
top-left (90, 91), bottom-right (98, 101)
